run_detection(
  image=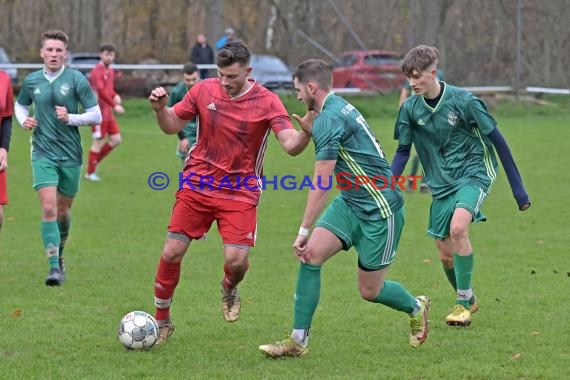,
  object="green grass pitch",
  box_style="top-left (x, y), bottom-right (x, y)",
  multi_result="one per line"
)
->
top-left (0, 95), bottom-right (568, 379)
